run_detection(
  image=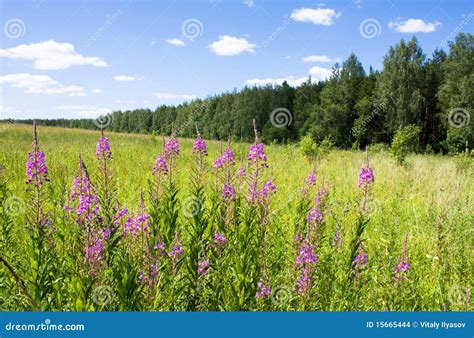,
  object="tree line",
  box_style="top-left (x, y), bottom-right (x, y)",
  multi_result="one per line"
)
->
top-left (13, 33), bottom-right (473, 153)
